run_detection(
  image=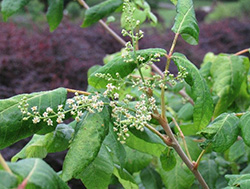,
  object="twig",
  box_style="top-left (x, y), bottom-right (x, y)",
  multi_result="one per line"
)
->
top-left (0, 153), bottom-right (13, 174)
top-left (235, 112), bottom-right (245, 117)
top-left (66, 88), bottom-right (91, 95)
top-left (194, 149), bottom-right (206, 170)
top-left (234, 48), bottom-right (250, 56)
top-left (158, 118), bottom-right (209, 189)
top-left (144, 123), bottom-right (169, 144)
top-left (172, 117), bottom-right (192, 161)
